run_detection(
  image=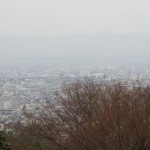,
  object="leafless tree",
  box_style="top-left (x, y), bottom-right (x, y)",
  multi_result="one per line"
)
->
top-left (22, 78), bottom-right (150, 150)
